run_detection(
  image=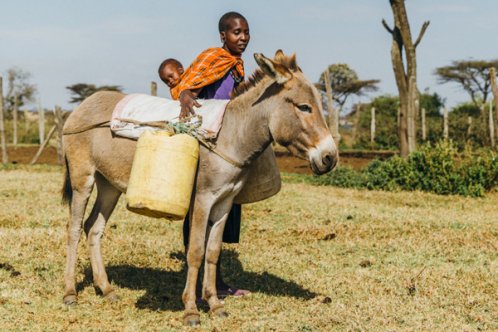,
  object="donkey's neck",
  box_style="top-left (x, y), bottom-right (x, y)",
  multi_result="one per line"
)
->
top-left (214, 80), bottom-right (273, 167)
